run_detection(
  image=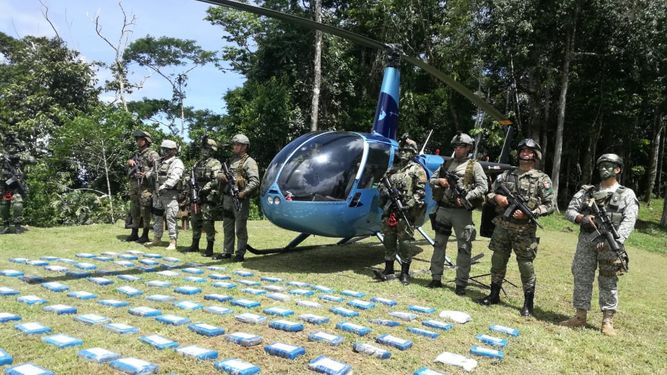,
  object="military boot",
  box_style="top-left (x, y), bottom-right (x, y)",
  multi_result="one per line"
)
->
top-left (203, 241), bottom-right (215, 257)
top-left (166, 239), bottom-right (177, 251)
top-left (398, 262), bottom-right (411, 285)
top-left (601, 310), bottom-right (616, 336)
top-left (185, 238), bottom-right (200, 253)
top-left (136, 228), bottom-right (150, 243)
top-left (126, 228), bottom-right (139, 242)
top-left (478, 282), bottom-right (502, 305)
top-left (145, 236), bottom-right (162, 247)
top-left (426, 279), bottom-right (443, 288)
top-left (559, 308), bottom-right (587, 328)
top-left (520, 286), bottom-right (535, 317)
top-left (373, 261), bottom-right (395, 281)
